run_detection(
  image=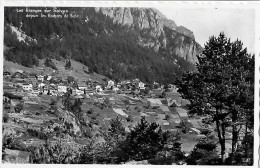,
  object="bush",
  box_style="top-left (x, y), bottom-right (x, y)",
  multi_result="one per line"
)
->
top-left (4, 92), bottom-right (22, 100)
top-left (134, 106), bottom-right (141, 112)
top-left (14, 103), bottom-right (24, 113)
top-left (29, 140), bottom-right (81, 164)
top-left (144, 101), bottom-right (151, 109)
top-left (124, 99), bottom-right (130, 105)
top-left (126, 115), bottom-right (133, 122)
top-left (65, 60), bottom-right (72, 70)
top-left (2, 133), bottom-right (15, 150)
top-left (50, 99), bottom-right (57, 106)
top-left (91, 116), bottom-right (97, 120)
top-left (3, 113), bottom-right (9, 123)
top-left (44, 58), bottom-right (58, 70)
top-left (87, 108), bottom-right (94, 114)
top-left (186, 139), bottom-right (221, 165)
top-left (83, 128), bottom-right (93, 138)
top-left (27, 128), bottom-right (48, 140)
top-left (93, 120), bottom-right (99, 125)
top-left (4, 105), bottom-right (11, 109)
top-left (104, 98), bottom-right (111, 107)
top-left (165, 114), bottom-right (170, 120)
